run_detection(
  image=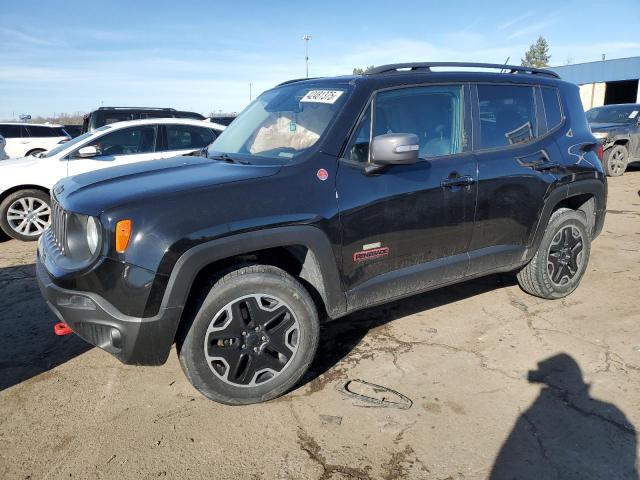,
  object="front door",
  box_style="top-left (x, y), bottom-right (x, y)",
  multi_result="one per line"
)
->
top-left (336, 84), bottom-right (477, 311)
top-left (67, 124), bottom-right (160, 176)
